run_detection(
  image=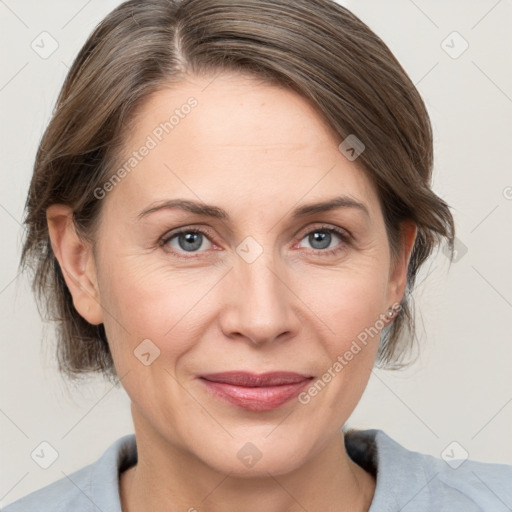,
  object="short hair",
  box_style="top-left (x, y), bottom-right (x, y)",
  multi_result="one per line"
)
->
top-left (19, 0), bottom-right (455, 382)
